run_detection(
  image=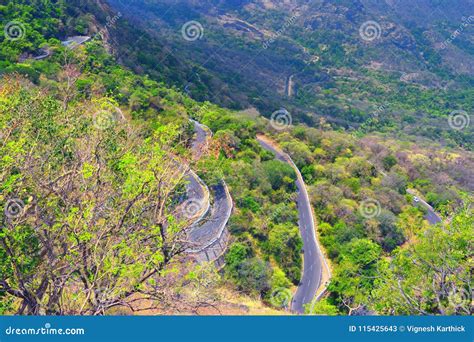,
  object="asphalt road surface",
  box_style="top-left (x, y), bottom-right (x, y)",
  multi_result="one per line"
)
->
top-left (190, 120), bottom-right (210, 160)
top-left (174, 121), bottom-right (210, 223)
top-left (61, 36), bottom-right (91, 49)
top-left (187, 183), bottom-right (232, 257)
top-left (407, 189), bottom-right (442, 225)
top-left (184, 169), bottom-right (209, 219)
top-left (257, 137), bottom-right (323, 314)
top-left (285, 74), bottom-right (295, 97)
top-left (186, 121), bottom-right (233, 262)
top-left (186, 120), bottom-right (211, 215)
